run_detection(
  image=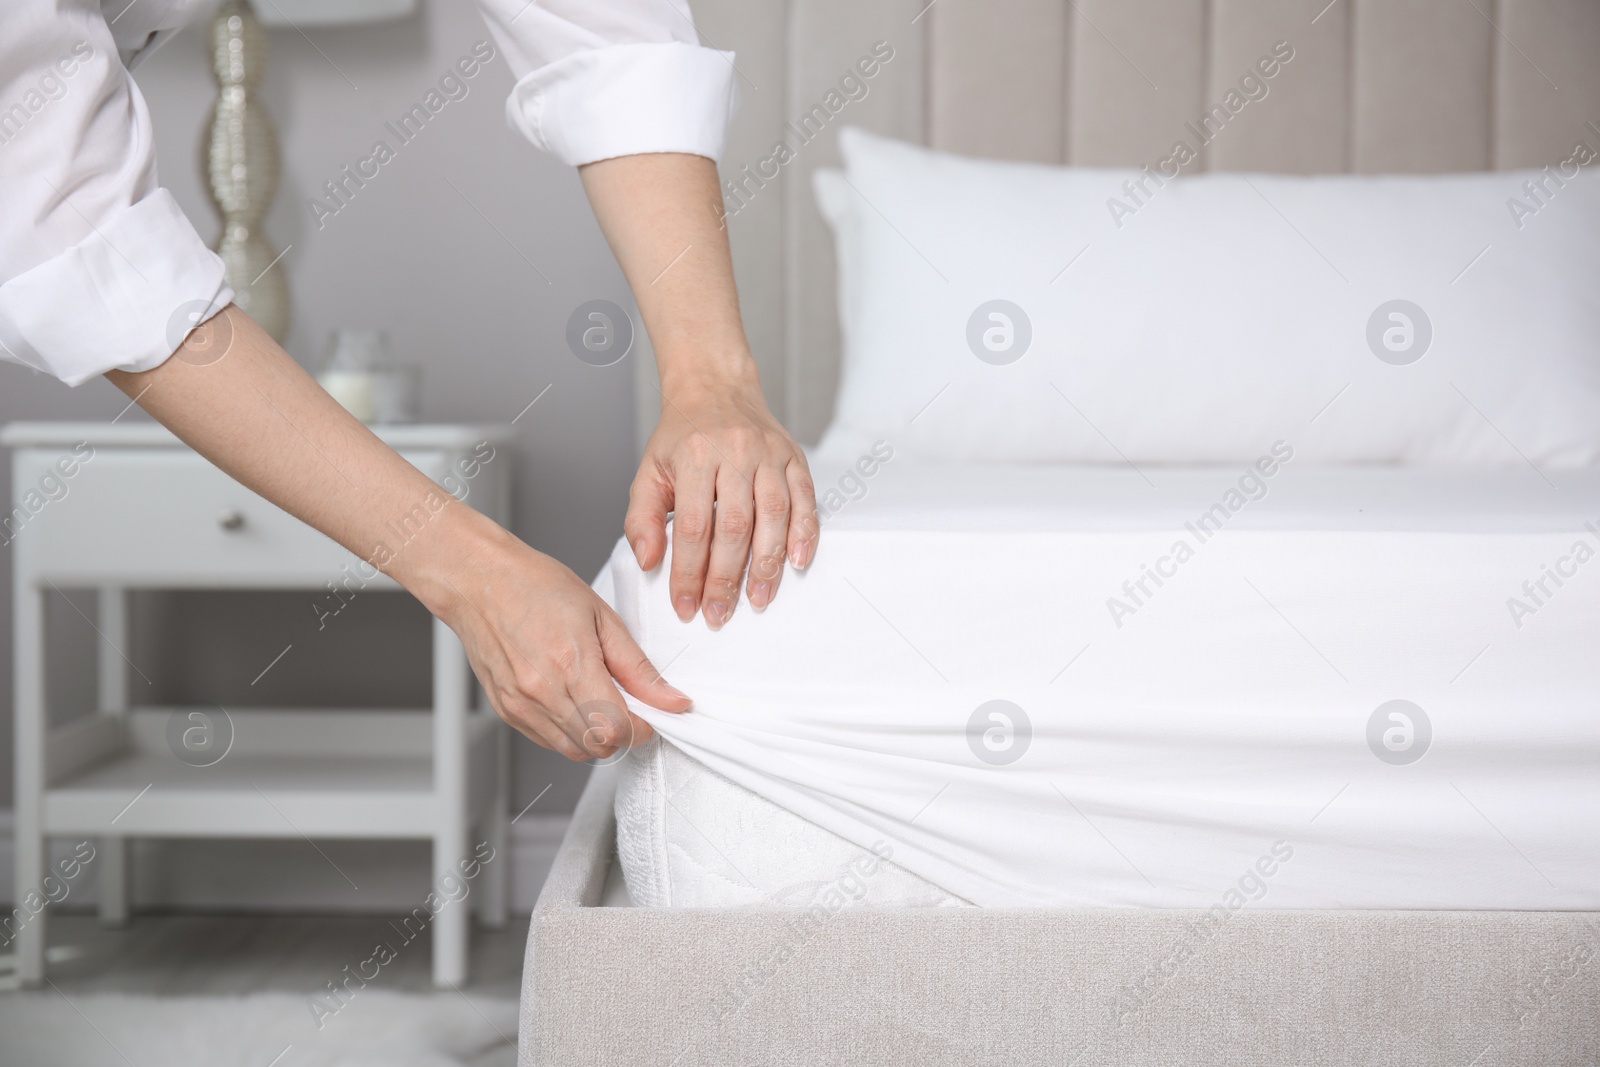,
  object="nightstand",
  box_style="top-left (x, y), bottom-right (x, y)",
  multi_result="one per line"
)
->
top-left (3, 422), bottom-right (513, 987)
